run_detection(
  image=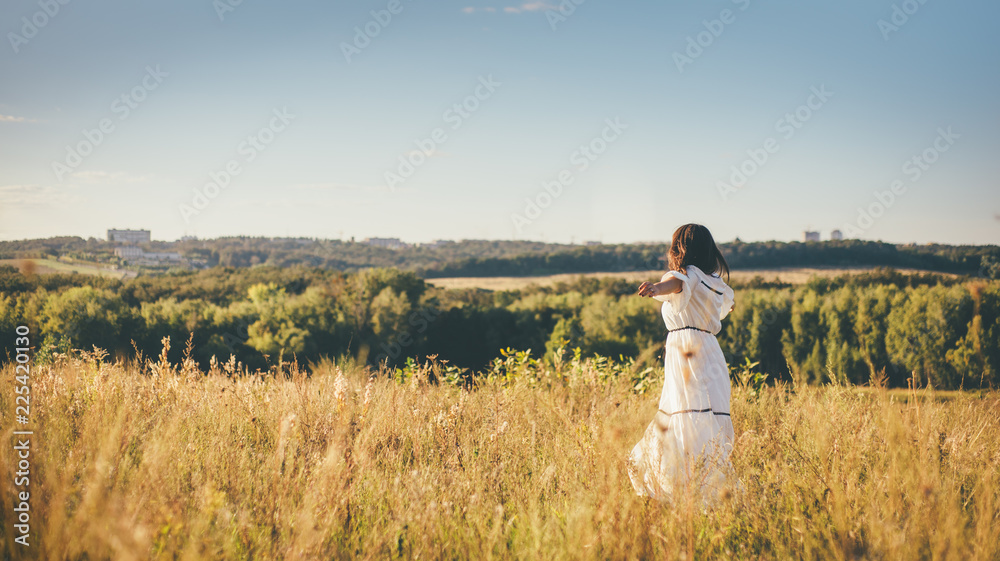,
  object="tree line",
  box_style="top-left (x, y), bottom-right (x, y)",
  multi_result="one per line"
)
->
top-left (2, 237), bottom-right (998, 278)
top-left (1, 265), bottom-right (996, 389)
